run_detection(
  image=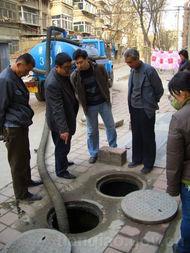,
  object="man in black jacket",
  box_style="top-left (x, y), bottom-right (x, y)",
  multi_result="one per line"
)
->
top-left (0, 53), bottom-right (42, 201)
top-left (45, 53), bottom-right (79, 179)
